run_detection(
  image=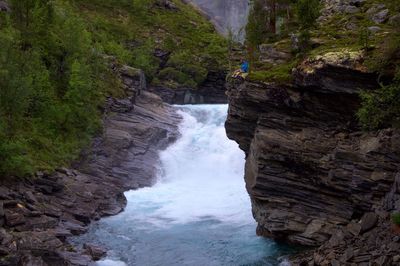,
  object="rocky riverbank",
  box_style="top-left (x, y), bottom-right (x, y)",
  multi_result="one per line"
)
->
top-left (225, 52), bottom-right (400, 265)
top-left (0, 66), bottom-right (181, 265)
